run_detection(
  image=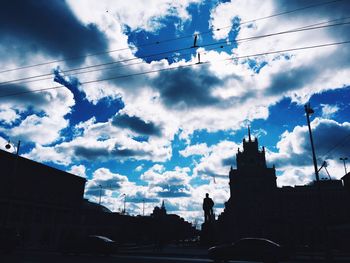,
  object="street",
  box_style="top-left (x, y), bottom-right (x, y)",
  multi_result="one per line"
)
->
top-left (2, 252), bottom-right (350, 263)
